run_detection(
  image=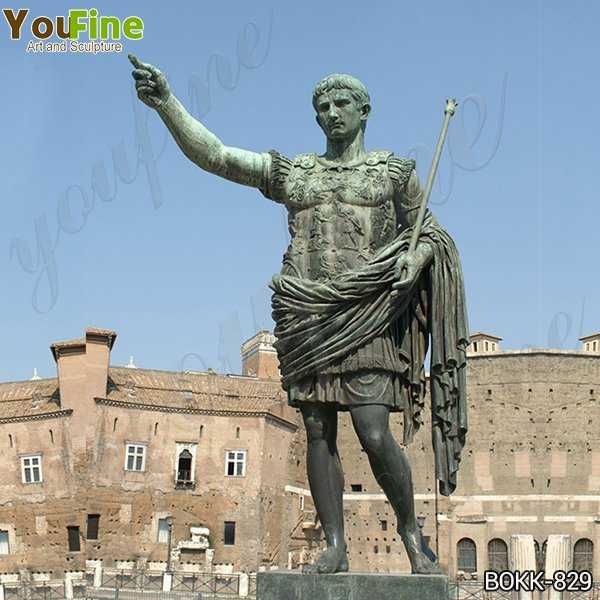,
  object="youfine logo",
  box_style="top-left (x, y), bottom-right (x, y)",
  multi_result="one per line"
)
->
top-left (2, 8), bottom-right (144, 54)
